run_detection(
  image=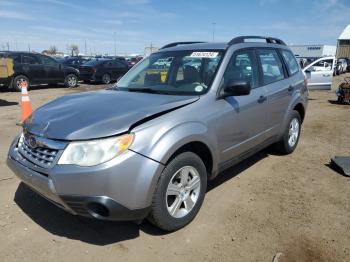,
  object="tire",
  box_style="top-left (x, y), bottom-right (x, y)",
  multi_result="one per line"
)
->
top-left (64, 74), bottom-right (78, 88)
top-left (12, 75), bottom-right (30, 92)
top-left (148, 152), bottom-right (207, 231)
top-left (274, 110), bottom-right (302, 155)
top-left (101, 73), bottom-right (111, 84)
